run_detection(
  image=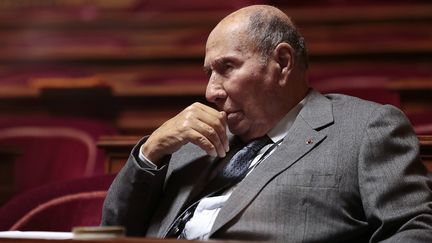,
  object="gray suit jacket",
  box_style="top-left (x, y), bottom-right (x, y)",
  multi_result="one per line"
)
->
top-left (102, 90), bottom-right (432, 242)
